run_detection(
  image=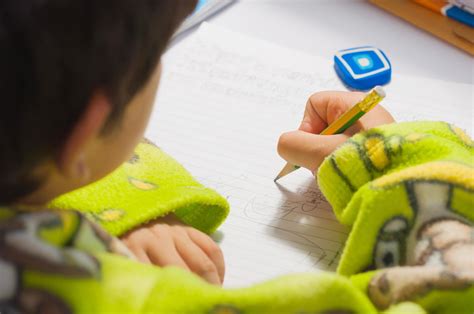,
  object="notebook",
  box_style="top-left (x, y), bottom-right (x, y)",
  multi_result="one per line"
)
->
top-left (174, 0), bottom-right (235, 37)
top-left (146, 23), bottom-right (473, 287)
